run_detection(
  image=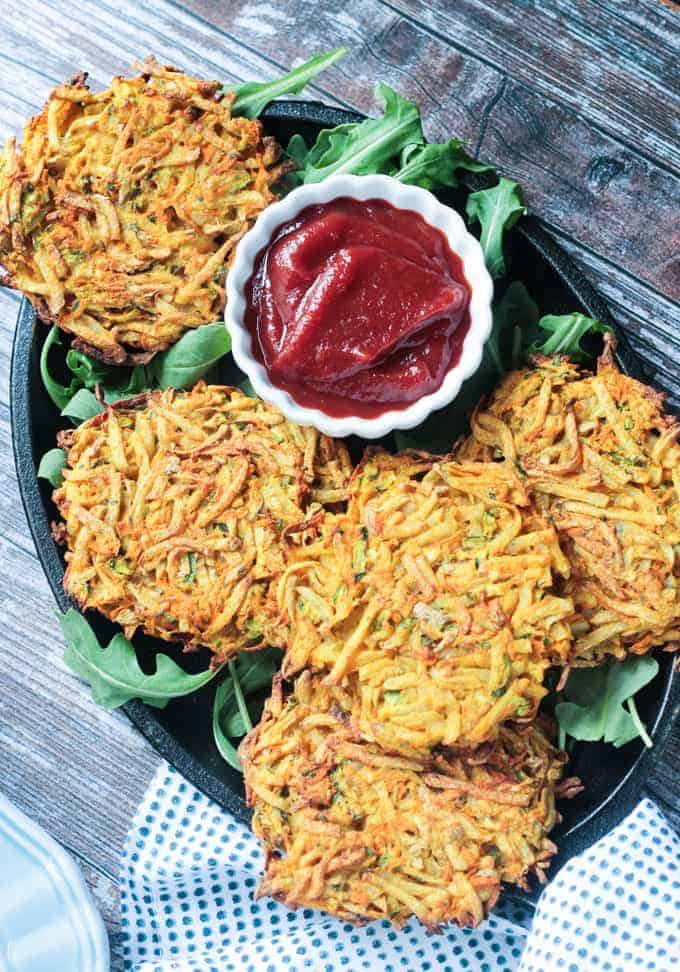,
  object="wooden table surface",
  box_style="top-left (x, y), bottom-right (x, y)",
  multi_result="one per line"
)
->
top-left (0, 1), bottom-right (678, 966)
